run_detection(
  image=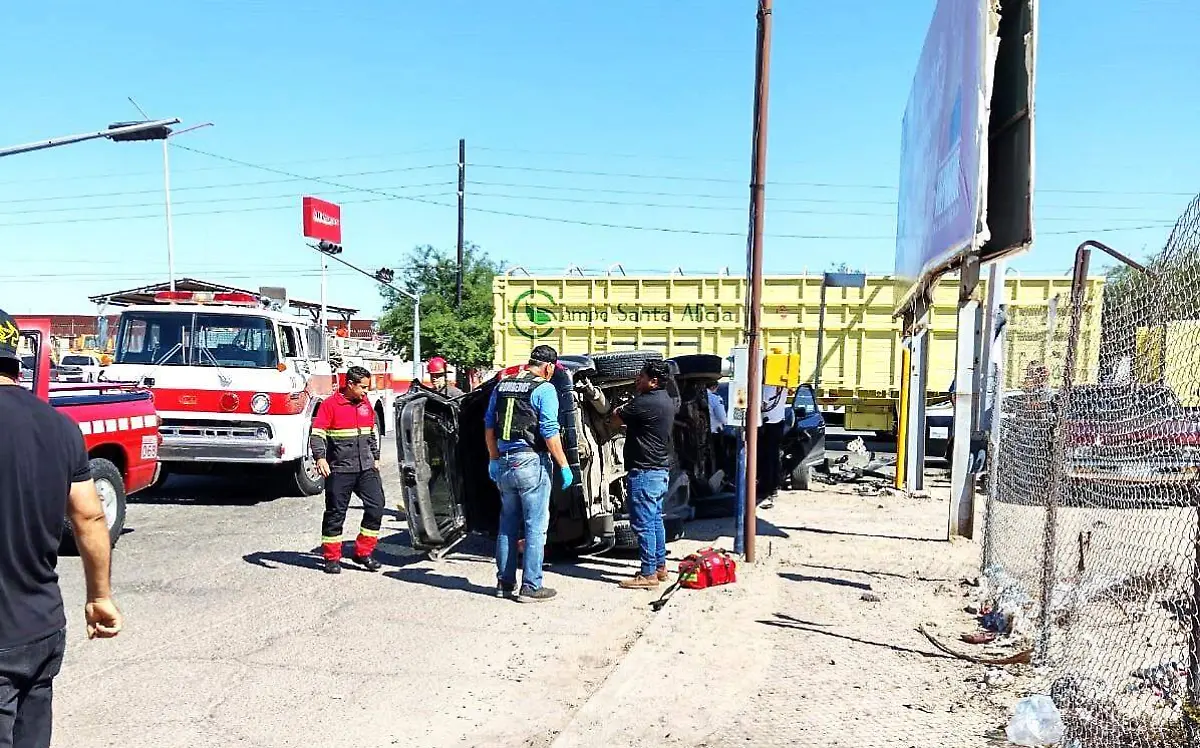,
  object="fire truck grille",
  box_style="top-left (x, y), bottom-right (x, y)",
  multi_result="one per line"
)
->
top-left (160, 419), bottom-right (273, 441)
